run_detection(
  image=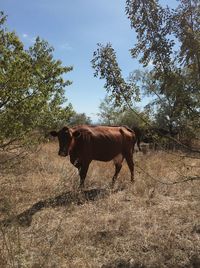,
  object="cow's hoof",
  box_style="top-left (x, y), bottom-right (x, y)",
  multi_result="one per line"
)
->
top-left (78, 185), bottom-right (85, 191)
